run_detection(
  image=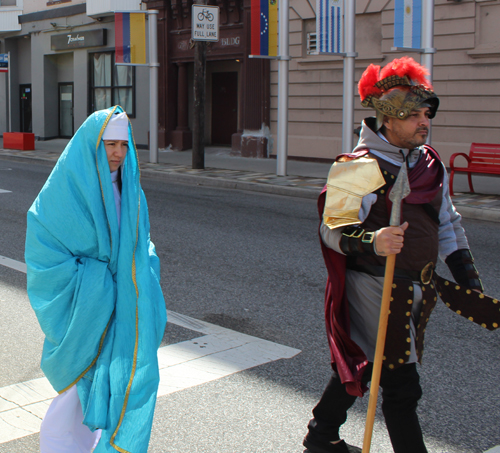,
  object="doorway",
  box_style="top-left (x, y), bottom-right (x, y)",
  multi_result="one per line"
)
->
top-left (20, 84), bottom-right (32, 133)
top-left (211, 72), bottom-right (238, 145)
top-left (59, 83), bottom-right (74, 138)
